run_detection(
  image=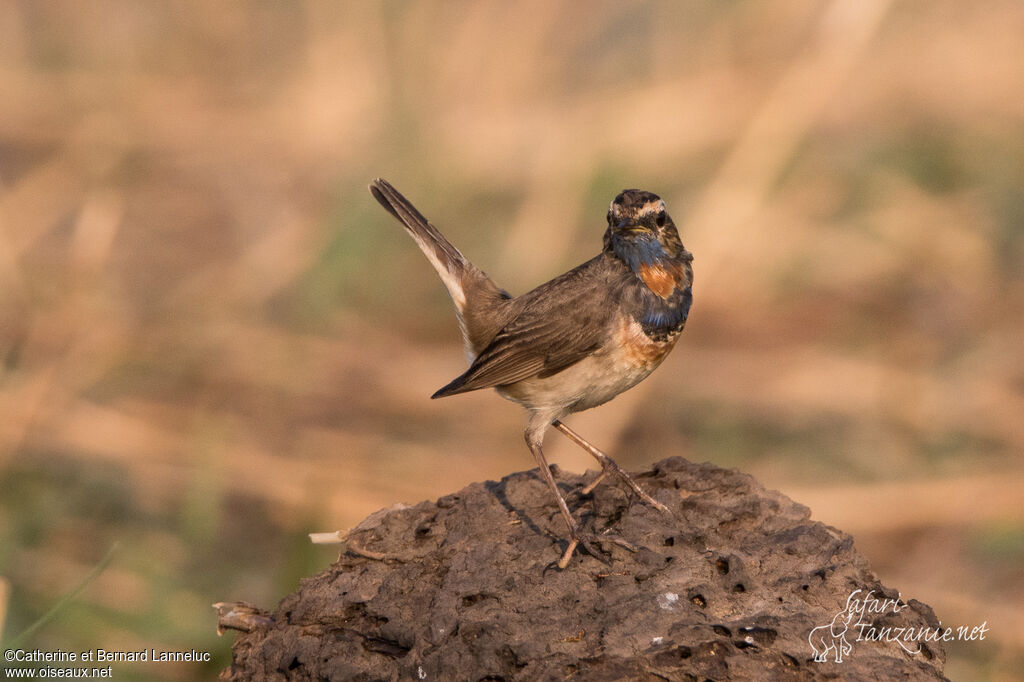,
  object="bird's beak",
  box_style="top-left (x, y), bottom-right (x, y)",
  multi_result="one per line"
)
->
top-left (616, 220), bottom-right (651, 235)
